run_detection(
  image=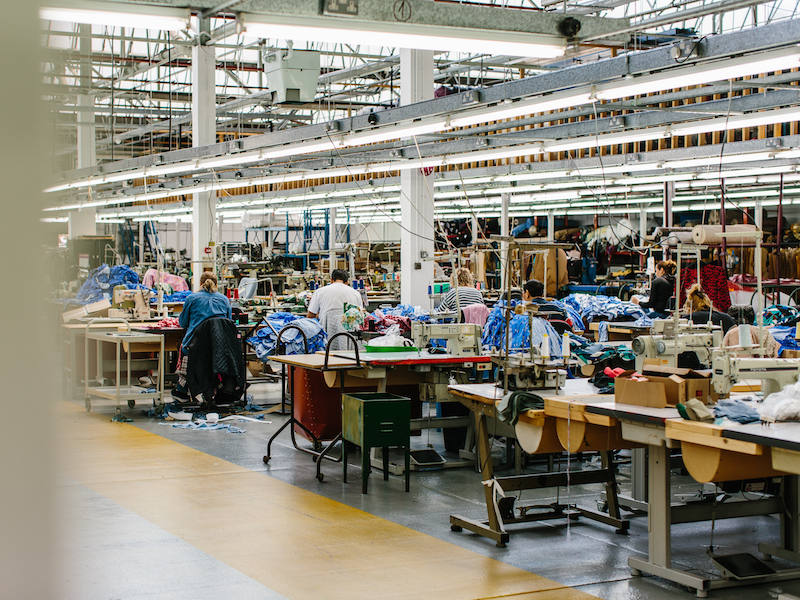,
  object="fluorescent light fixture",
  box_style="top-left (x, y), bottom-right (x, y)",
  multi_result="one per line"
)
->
top-left (595, 46), bottom-right (800, 99)
top-left (240, 13), bottom-right (566, 58)
top-left (41, 217), bottom-right (68, 223)
top-left (40, 0), bottom-right (189, 31)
